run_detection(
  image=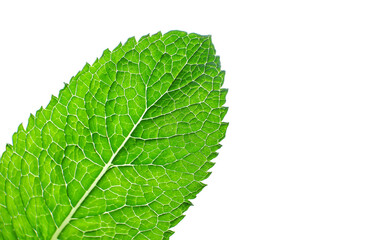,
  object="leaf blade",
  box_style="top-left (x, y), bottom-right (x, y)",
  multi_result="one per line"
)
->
top-left (0, 30), bottom-right (228, 239)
